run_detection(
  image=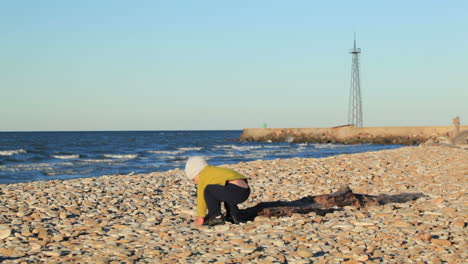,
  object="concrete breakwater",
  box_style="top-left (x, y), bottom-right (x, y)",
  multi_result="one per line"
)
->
top-left (240, 125), bottom-right (468, 145)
